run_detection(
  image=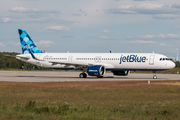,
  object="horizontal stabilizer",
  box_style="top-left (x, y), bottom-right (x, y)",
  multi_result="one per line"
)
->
top-left (5, 54), bottom-right (30, 60)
